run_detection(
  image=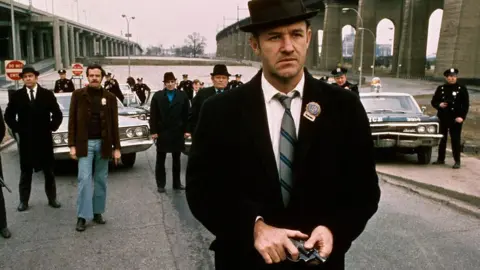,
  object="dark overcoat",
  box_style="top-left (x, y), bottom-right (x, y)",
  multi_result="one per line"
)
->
top-left (4, 85), bottom-right (63, 171)
top-left (332, 81), bottom-right (359, 97)
top-left (149, 89), bottom-right (190, 153)
top-left (187, 86), bottom-right (219, 134)
top-left (186, 69), bottom-right (381, 269)
top-left (68, 87), bottom-right (121, 158)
